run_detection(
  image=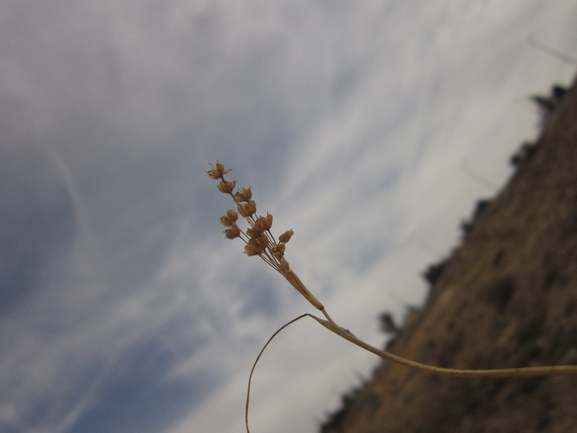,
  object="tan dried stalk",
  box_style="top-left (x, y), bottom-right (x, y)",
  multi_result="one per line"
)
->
top-left (207, 161), bottom-right (577, 433)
